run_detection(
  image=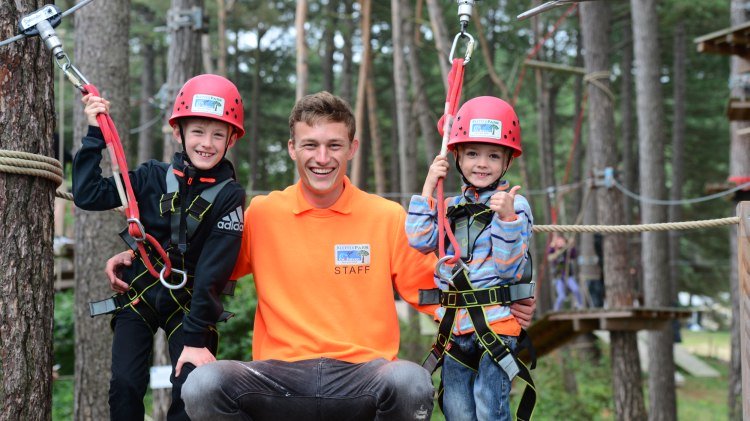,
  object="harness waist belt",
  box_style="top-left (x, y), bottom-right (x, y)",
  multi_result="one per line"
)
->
top-left (418, 282), bottom-right (535, 307)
